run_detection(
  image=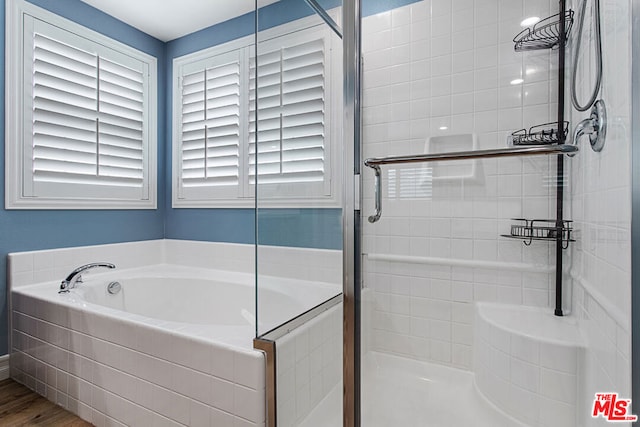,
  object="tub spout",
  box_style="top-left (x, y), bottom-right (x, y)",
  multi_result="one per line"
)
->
top-left (59, 262), bottom-right (115, 293)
